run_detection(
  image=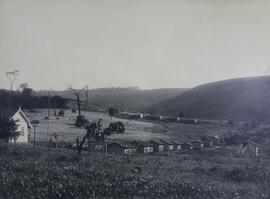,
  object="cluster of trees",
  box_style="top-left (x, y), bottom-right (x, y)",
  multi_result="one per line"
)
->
top-left (75, 115), bottom-right (125, 154)
top-left (0, 118), bottom-right (19, 142)
top-left (0, 89), bottom-right (68, 110)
